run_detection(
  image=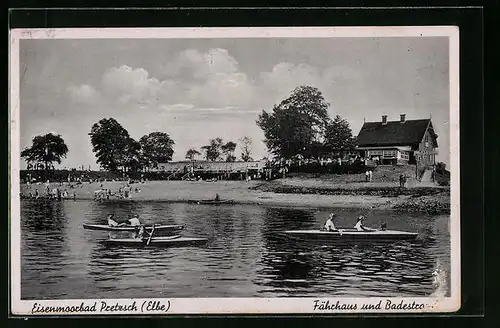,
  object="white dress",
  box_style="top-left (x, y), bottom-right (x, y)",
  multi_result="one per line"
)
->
top-left (325, 219), bottom-right (335, 231)
top-left (129, 218), bottom-right (141, 226)
top-left (108, 219), bottom-right (119, 227)
top-left (354, 221), bottom-right (364, 231)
